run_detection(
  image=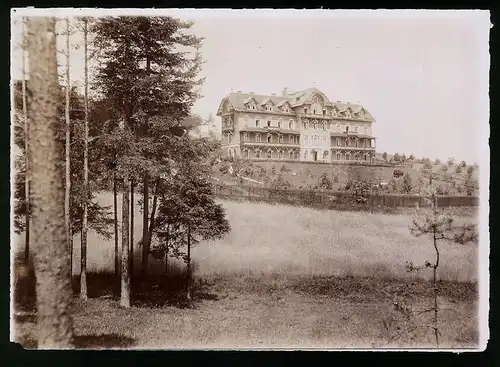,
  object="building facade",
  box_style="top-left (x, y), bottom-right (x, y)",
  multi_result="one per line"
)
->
top-left (216, 87), bottom-right (376, 163)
